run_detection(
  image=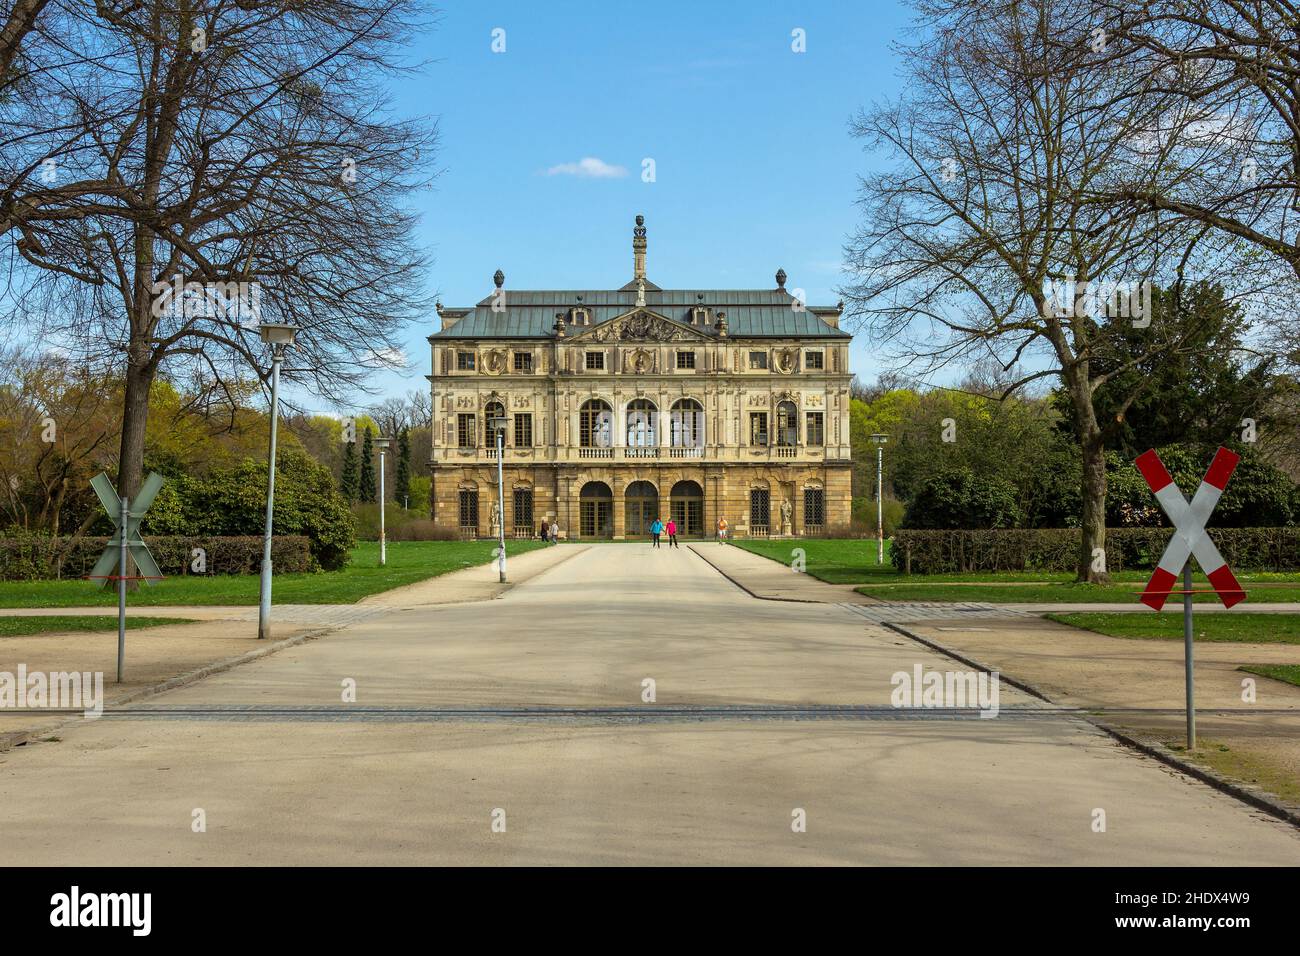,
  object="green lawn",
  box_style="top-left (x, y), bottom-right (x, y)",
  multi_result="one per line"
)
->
top-left (734, 538), bottom-right (897, 583)
top-left (732, 538), bottom-right (1300, 603)
top-left (1047, 612), bottom-right (1300, 644)
top-left (0, 615), bottom-right (197, 637)
top-left (1238, 664), bottom-right (1300, 687)
top-left (855, 581), bottom-right (1300, 603)
top-left (0, 540), bottom-right (546, 608)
